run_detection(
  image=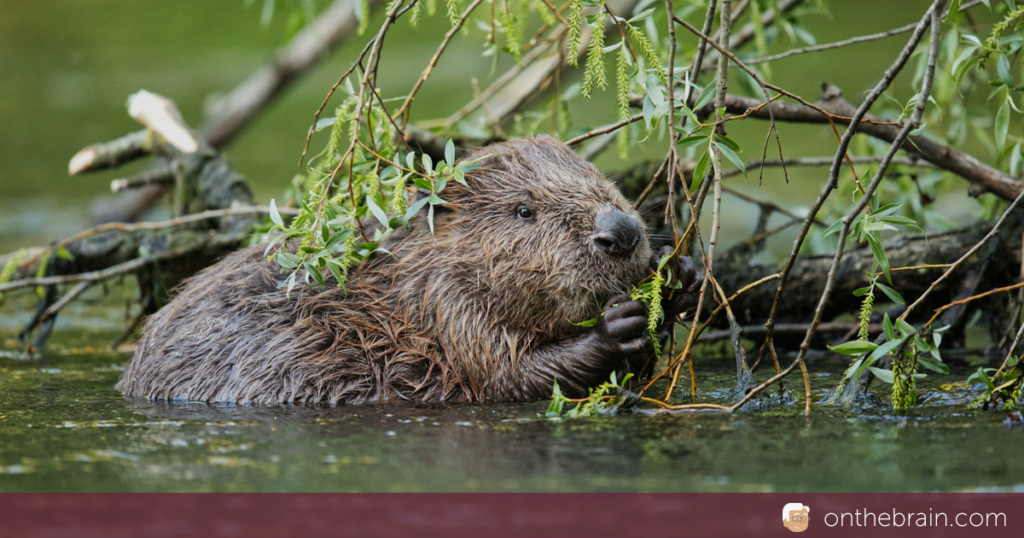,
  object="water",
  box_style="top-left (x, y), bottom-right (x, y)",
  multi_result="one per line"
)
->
top-left (3, 0), bottom-right (1021, 493)
top-left (1, 311), bottom-right (1021, 492)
